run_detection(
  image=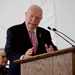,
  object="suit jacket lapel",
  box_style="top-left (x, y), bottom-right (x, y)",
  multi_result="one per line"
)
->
top-left (22, 22), bottom-right (32, 47)
top-left (36, 28), bottom-right (42, 46)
